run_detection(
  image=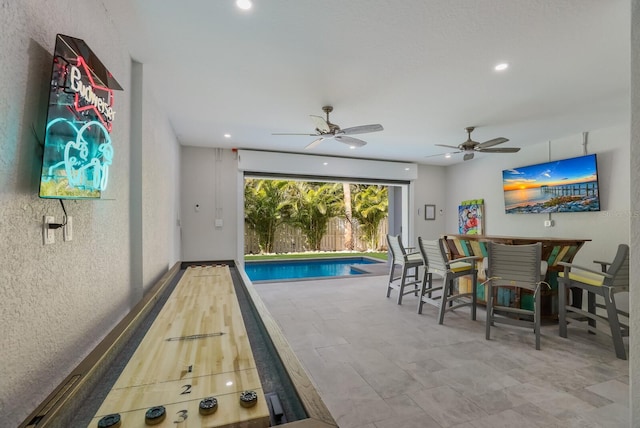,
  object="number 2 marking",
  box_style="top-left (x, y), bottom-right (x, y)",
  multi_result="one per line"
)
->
top-left (180, 384), bottom-right (192, 395)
